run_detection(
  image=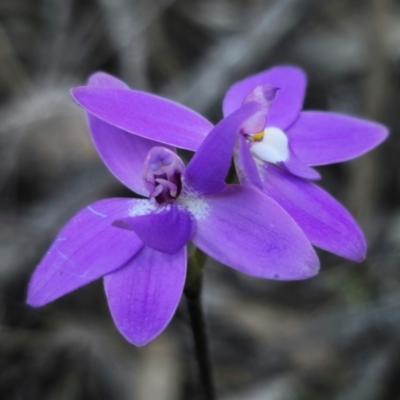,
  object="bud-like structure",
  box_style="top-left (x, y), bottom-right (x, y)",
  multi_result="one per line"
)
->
top-left (143, 147), bottom-right (185, 204)
top-left (240, 84), bottom-right (279, 139)
top-left (239, 84), bottom-right (289, 164)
